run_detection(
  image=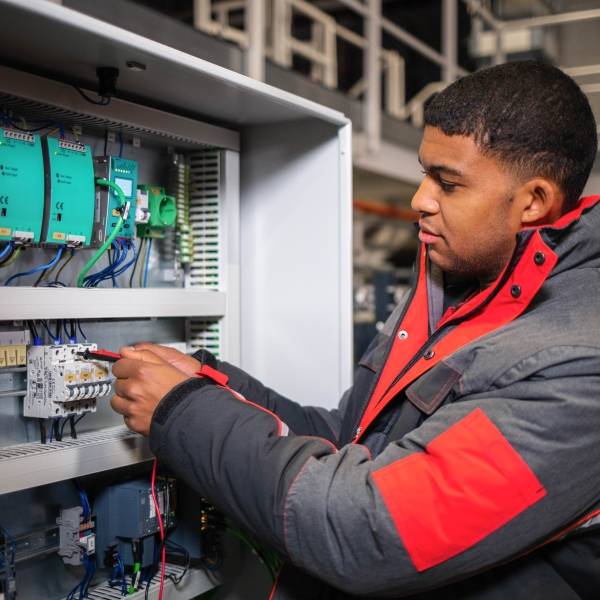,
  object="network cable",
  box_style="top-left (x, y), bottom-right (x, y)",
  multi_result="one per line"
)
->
top-left (5, 246), bottom-right (64, 286)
